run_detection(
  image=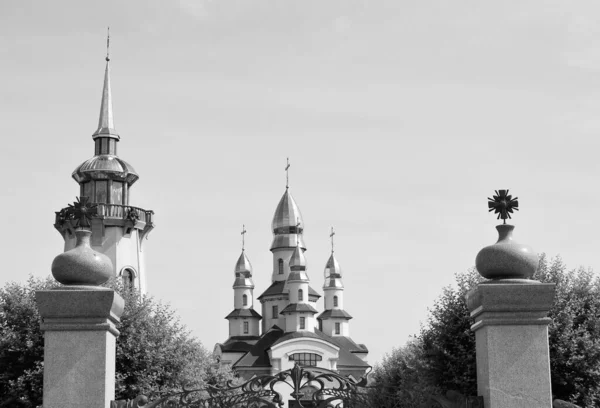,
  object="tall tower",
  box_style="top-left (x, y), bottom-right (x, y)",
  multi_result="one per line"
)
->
top-left (226, 228), bottom-right (261, 337)
top-left (258, 161), bottom-right (320, 332)
top-left (318, 232), bottom-right (352, 337)
top-left (280, 243), bottom-right (318, 332)
top-left (54, 38), bottom-right (154, 293)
